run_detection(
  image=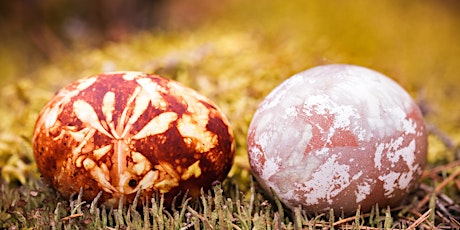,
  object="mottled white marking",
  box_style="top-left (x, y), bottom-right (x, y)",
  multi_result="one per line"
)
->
top-left (252, 112), bottom-right (273, 152)
top-left (262, 156), bottom-right (281, 179)
top-left (355, 179), bottom-right (373, 203)
top-left (248, 147), bottom-right (264, 174)
top-left (397, 171), bottom-right (413, 191)
top-left (402, 118), bottom-right (417, 135)
top-left (384, 140), bottom-right (417, 191)
top-left (374, 136), bottom-right (418, 196)
top-left (353, 126), bottom-right (367, 141)
top-left (247, 64), bottom-right (426, 214)
top-left (274, 65), bottom-right (415, 141)
top-left (377, 137), bottom-right (417, 170)
top-left (261, 72), bottom-right (304, 110)
top-left (352, 171), bottom-right (363, 180)
top-left (292, 124), bottom-right (313, 154)
top-left (303, 94), bottom-right (360, 146)
top-left (283, 124), bottom-right (313, 160)
top-left (283, 106), bottom-right (297, 118)
top-left (303, 95), bottom-right (329, 115)
top-left (392, 140), bottom-right (416, 167)
top-left (315, 147), bottom-right (330, 156)
top-left (378, 171), bottom-right (400, 196)
top-left (268, 155), bottom-right (320, 196)
top-left (374, 143), bottom-right (384, 170)
top-left (300, 155), bottom-right (352, 205)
